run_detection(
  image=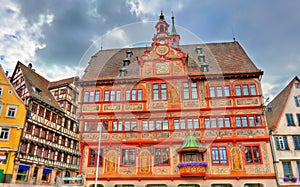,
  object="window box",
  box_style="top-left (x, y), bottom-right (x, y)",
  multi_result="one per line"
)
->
top-left (177, 161), bottom-right (207, 177)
